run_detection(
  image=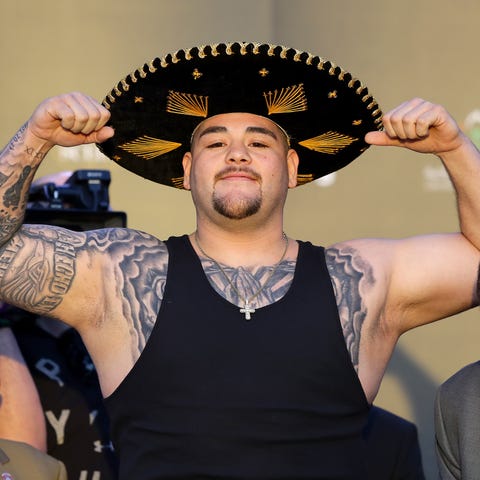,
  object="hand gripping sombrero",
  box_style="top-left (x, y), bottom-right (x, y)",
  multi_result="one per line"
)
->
top-left (98, 42), bottom-right (383, 188)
